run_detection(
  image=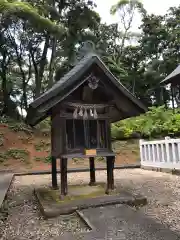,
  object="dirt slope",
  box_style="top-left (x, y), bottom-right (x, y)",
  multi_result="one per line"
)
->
top-left (0, 123), bottom-right (140, 172)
